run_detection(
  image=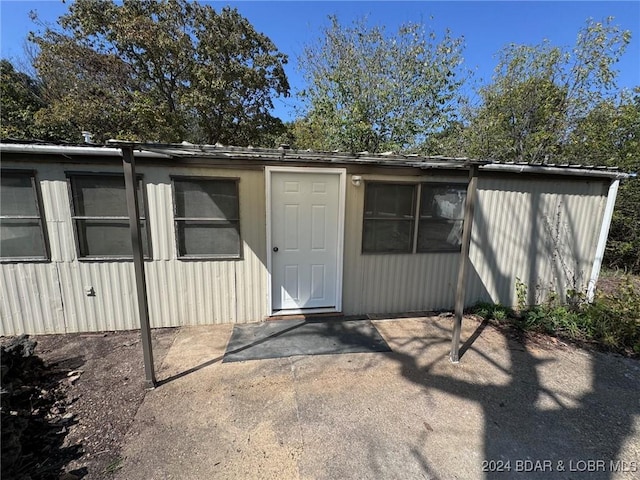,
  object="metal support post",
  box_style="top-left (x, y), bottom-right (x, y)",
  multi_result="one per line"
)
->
top-left (450, 164), bottom-right (479, 363)
top-left (122, 146), bottom-right (156, 388)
